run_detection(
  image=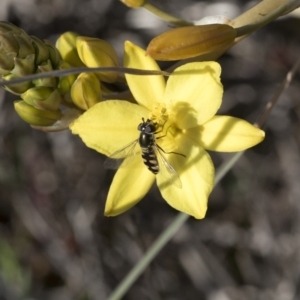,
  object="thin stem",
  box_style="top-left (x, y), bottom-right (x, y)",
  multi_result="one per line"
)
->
top-left (0, 67), bottom-right (171, 87)
top-left (235, 3), bottom-right (290, 38)
top-left (142, 2), bottom-right (192, 27)
top-left (255, 57), bottom-right (300, 128)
